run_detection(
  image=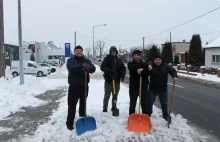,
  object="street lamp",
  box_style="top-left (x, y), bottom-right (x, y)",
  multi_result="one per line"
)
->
top-left (18, 0), bottom-right (24, 85)
top-left (93, 24), bottom-right (107, 63)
